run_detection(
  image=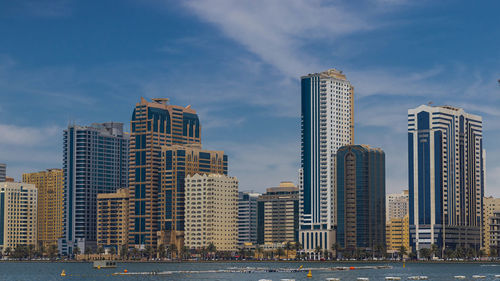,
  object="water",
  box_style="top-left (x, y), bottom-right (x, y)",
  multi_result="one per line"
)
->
top-left (0, 261), bottom-right (498, 281)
